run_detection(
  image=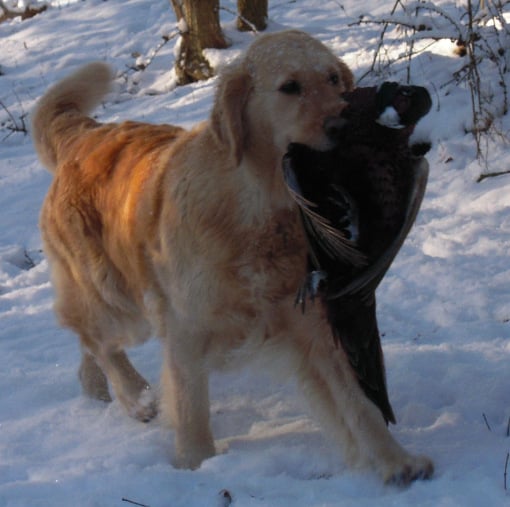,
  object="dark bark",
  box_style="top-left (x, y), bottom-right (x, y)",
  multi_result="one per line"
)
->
top-left (237, 0), bottom-right (268, 31)
top-left (170, 0), bottom-right (229, 85)
top-left (0, 1), bottom-right (47, 24)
